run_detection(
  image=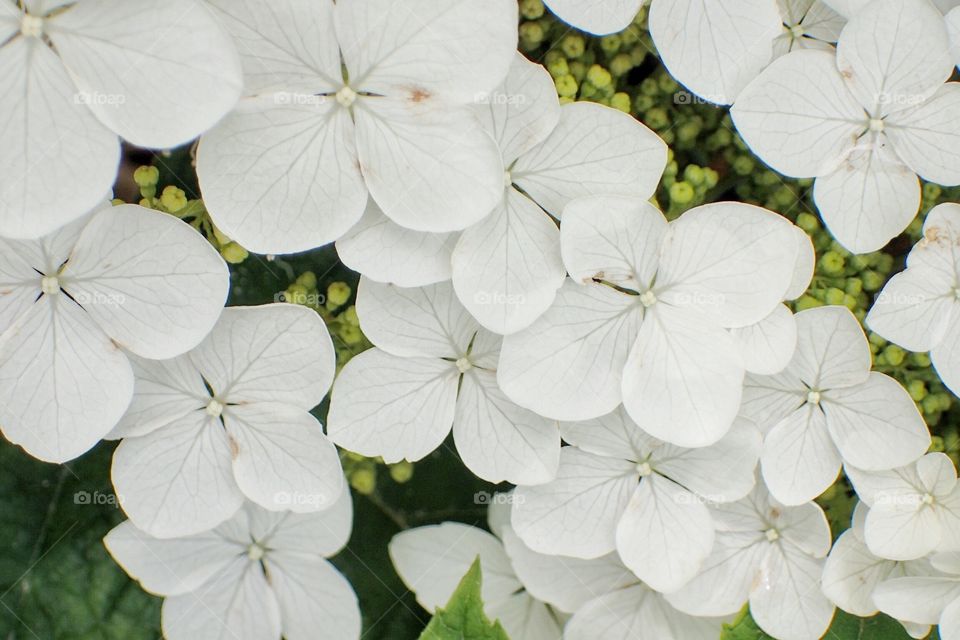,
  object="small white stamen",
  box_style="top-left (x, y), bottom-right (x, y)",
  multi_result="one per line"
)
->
top-left (20, 14), bottom-right (43, 38)
top-left (807, 390), bottom-right (821, 405)
top-left (869, 118), bottom-right (884, 133)
top-left (637, 462), bottom-right (653, 477)
top-left (921, 493), bottom-right (935, 506)
top-left (247, 544), bottom-right (265, 561)
top-left (639, 290), bottom-right (657, 308)
top-left (503, 171), bottom-right (513, 188)
top-left (40, 276), bottom-right (60, 295)
top-left (765, 528), bottom-right (780, 542)
top-left (336, 86), bottom-right (357, 108)
top-left (953, 287), bottom-right (960, 301)
top-left (456, 357), bottom-right (473, 374)
top-left (206, 399), bottom-right (224, 418)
